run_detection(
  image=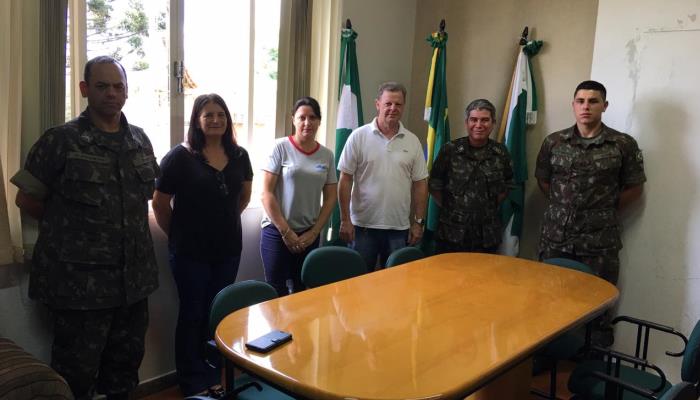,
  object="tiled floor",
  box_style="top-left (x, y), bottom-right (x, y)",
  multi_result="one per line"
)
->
top-left (141, 362), bottom-right (576, 400)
